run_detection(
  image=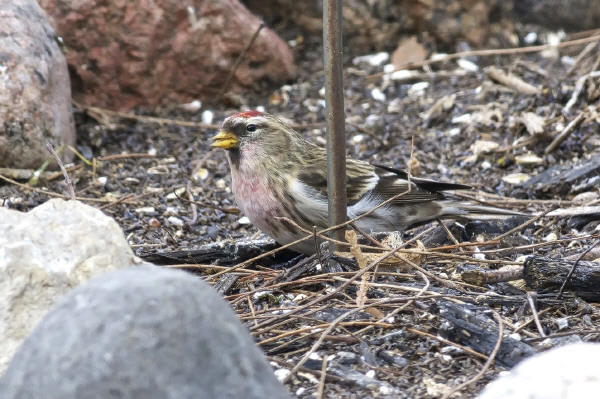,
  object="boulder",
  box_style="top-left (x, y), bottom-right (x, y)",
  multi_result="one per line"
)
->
top-left (0, 266), bottom-right (290, 399)
top-left (0, 199), bottom-right (143, 373)
top-left (0, 0), bottom-right (76, 168)
top-left (477, 343), bottom-right (600, 399)
top-left (38, 0), bottom-right (297, 110)
top-left (514, 0), bottom-right (600, 30)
